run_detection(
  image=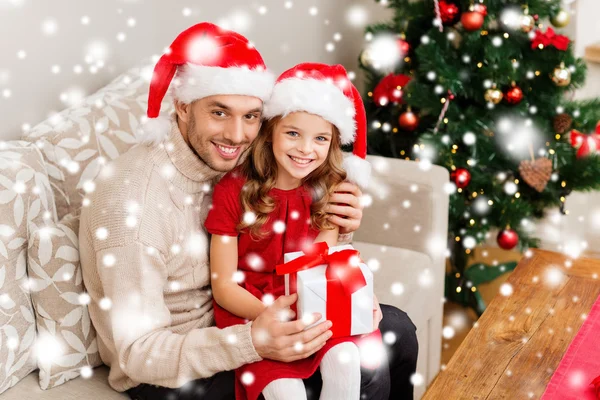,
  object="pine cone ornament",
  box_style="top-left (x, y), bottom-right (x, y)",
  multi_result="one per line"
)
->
top-left (518, 157), bottom-right (552, 192)
top-left (553, 113), bottom-right (573, 134)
